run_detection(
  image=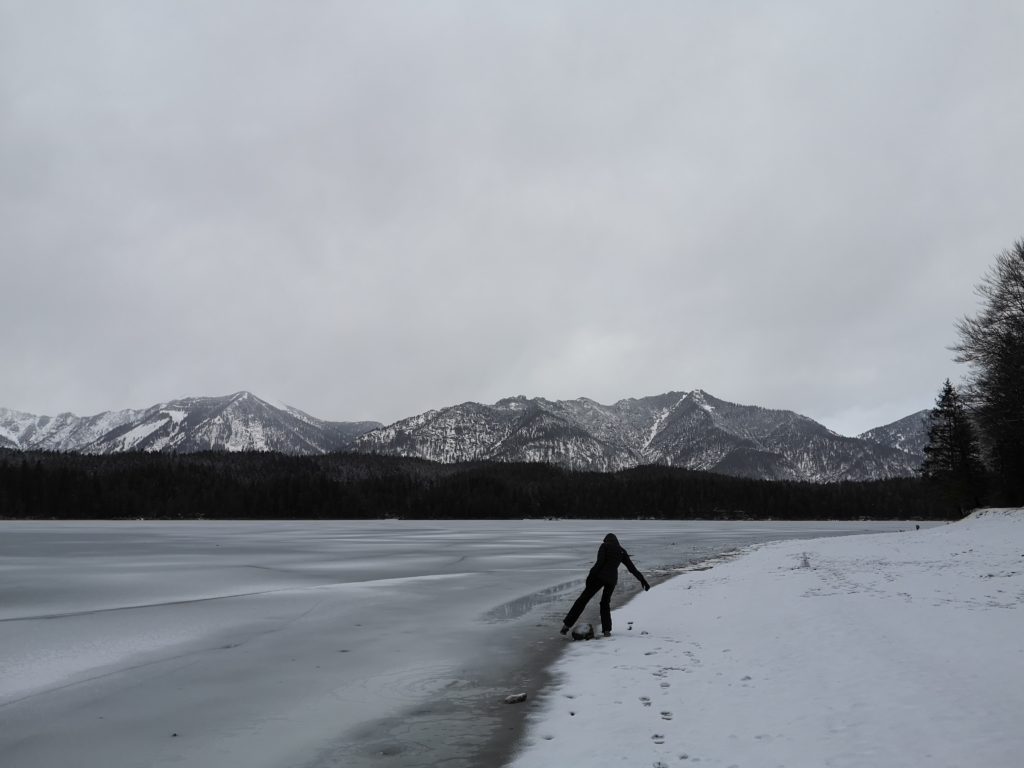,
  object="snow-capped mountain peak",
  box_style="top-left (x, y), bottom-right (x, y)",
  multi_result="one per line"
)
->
top-left (1, 393), bottom-right (381, 455)
top-left (0, 390), bottom-right (929, 482)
